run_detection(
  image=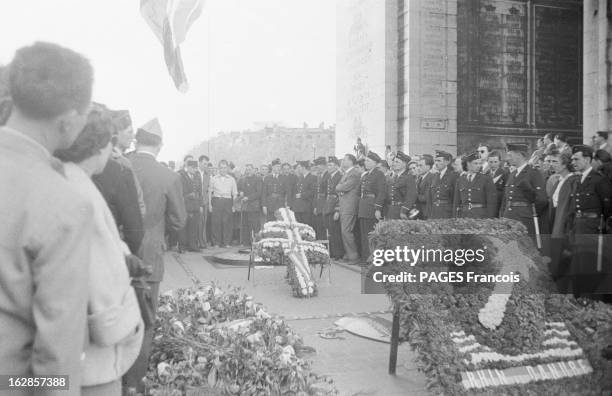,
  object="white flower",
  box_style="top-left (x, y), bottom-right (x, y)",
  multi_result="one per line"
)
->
top-left (202, 302), bottom-right (211, 311)
top-left (157, 362), bottom-right (171, 378)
